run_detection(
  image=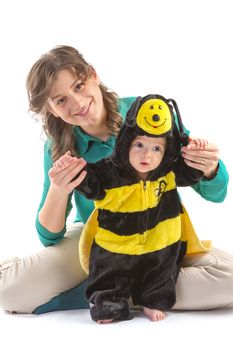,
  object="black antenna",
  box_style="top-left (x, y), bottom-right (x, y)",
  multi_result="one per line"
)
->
top-left (167, 98), bottom-right (189, 146)
top-left (125, 96), bottom-right (142, 127)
